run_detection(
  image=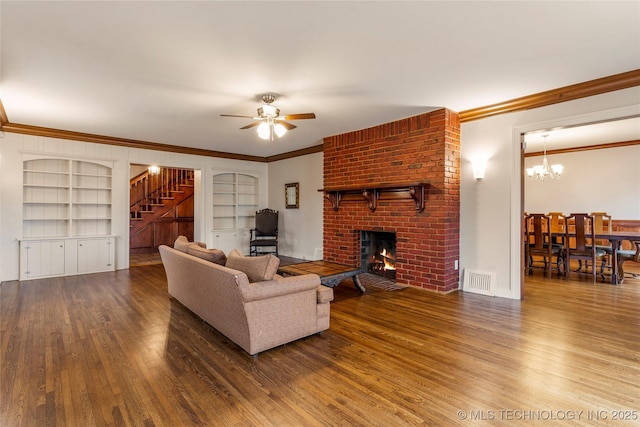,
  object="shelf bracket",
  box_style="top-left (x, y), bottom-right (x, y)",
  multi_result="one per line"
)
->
top-left (325, 191), bottom-right (342, 211)
top-left (362, 189), bottom-right (379, 212)
top-left (409, 185), bottom-right (425, 212)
